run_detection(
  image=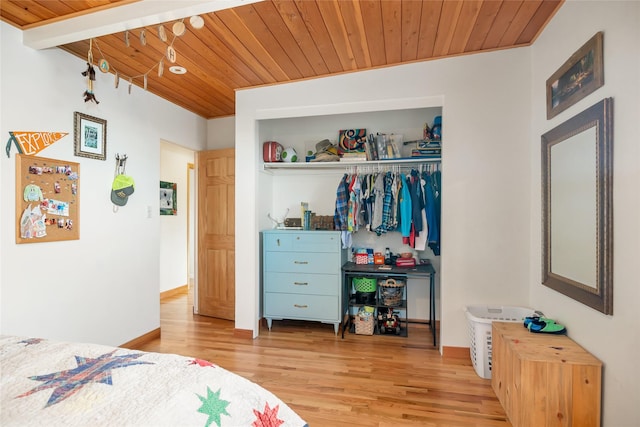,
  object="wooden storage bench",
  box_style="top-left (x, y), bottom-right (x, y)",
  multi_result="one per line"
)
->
top-left (492, 322), bottom-right (602, 427)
